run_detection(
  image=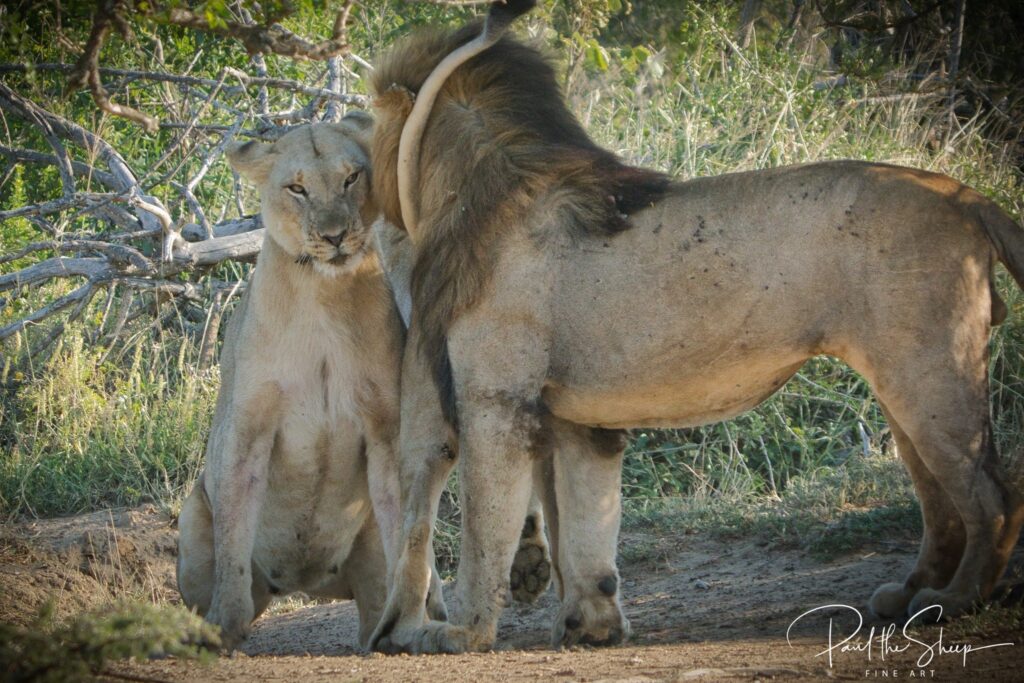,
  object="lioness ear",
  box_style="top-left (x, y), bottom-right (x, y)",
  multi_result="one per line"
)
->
top-left (226, 140), bottom-right (276, 184)
top-left (332, 110), bottom-right (374, 151)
